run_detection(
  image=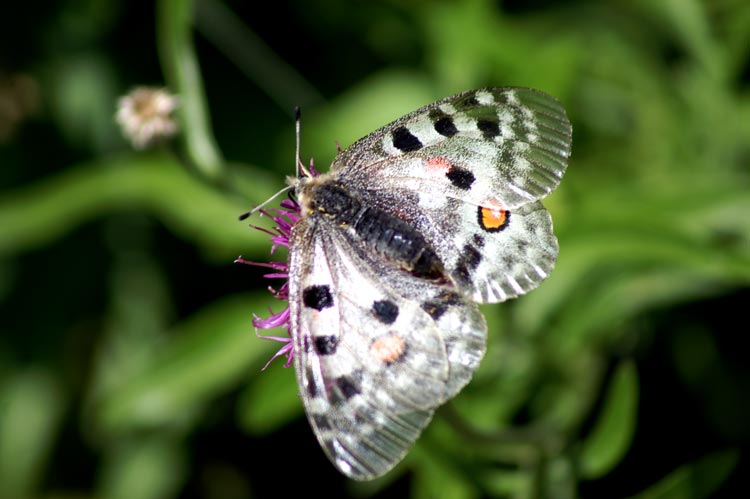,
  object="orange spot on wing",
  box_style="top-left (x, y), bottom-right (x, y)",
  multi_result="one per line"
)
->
top-left (478, 200), bottom-right (510, 232)
top-left (370, 334), bottom-right (406, 364)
